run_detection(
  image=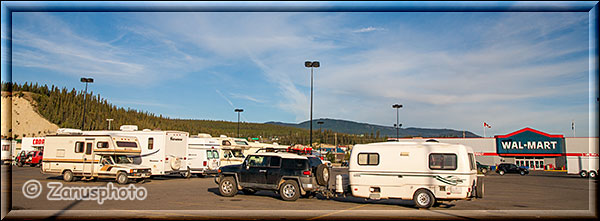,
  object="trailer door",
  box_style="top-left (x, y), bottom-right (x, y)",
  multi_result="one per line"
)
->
top-left (83, 142), bottom-right (94, 176)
